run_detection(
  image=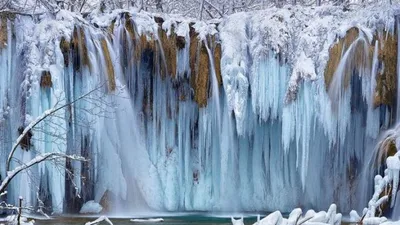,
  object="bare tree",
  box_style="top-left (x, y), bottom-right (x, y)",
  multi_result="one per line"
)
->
top-left (1, 0), bottom-right (396, 15)
top-left (5, 85), bottom-right (102, 172)
top-left (0, 81), bottom-right (117, 217)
